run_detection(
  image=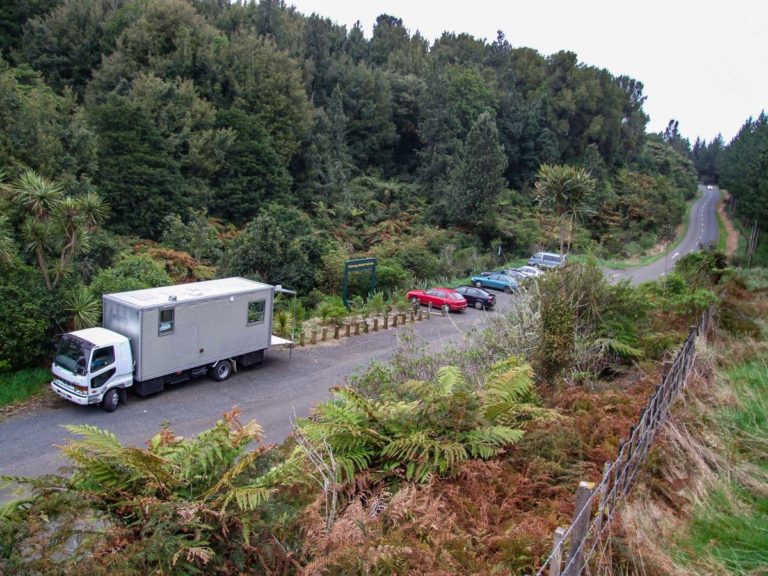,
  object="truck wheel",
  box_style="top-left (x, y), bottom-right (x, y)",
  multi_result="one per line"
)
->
top-left (211, 360), bottom-right (232, 382)
top-left (101, 388), bottom-right (119, 412)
